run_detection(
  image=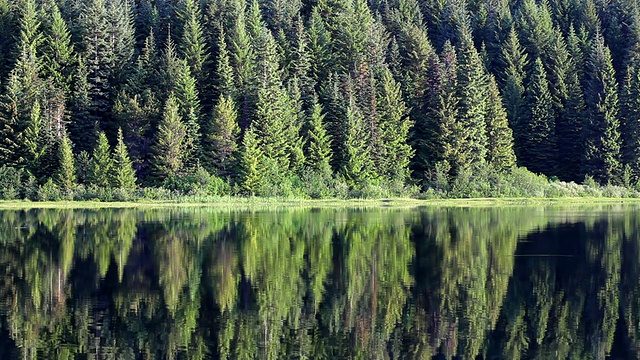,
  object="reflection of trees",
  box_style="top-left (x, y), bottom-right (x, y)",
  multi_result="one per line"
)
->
top-left (2, 205), bottom-right (640, 358)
